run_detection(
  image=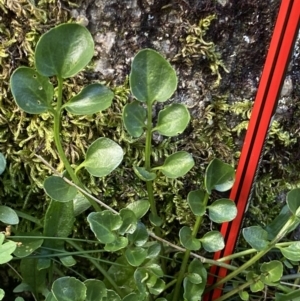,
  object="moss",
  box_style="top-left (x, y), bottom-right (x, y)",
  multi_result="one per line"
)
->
top-left (173, 14), bottom-right (229, 87)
